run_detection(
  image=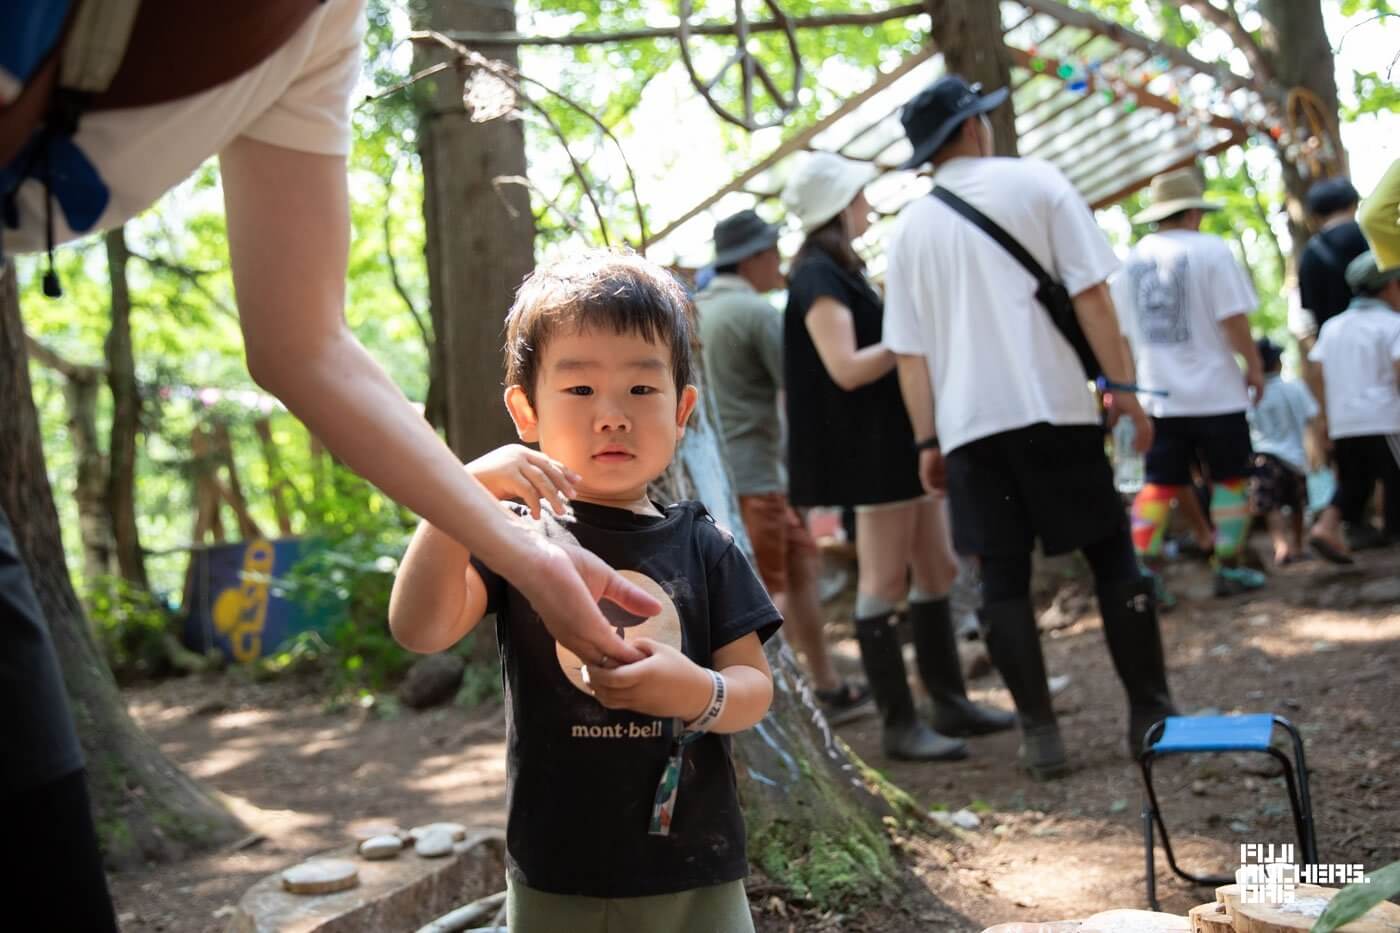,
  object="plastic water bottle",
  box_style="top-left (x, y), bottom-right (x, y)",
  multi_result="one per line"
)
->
top-left (1113, 416), bottom-right (1144, 495)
